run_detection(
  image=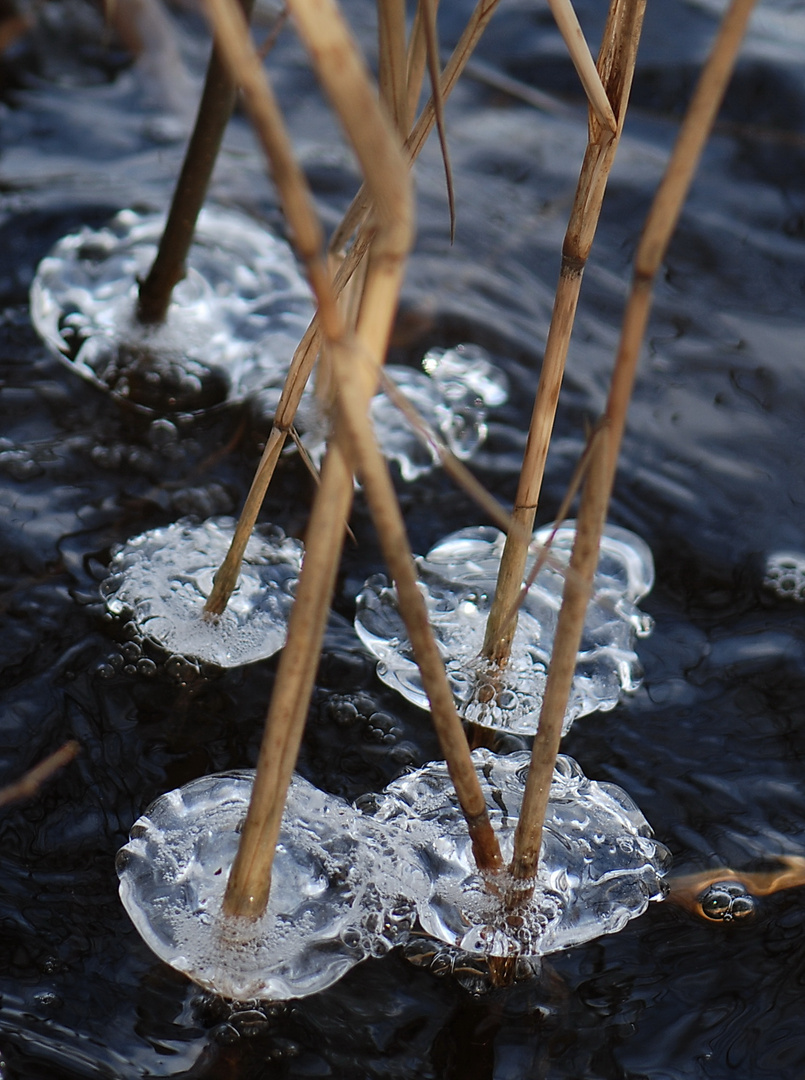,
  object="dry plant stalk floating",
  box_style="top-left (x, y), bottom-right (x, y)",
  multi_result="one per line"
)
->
top-left (0, 740), bottom-right (80, 809)
top-left (483, 0), bottom-right (646, 668)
